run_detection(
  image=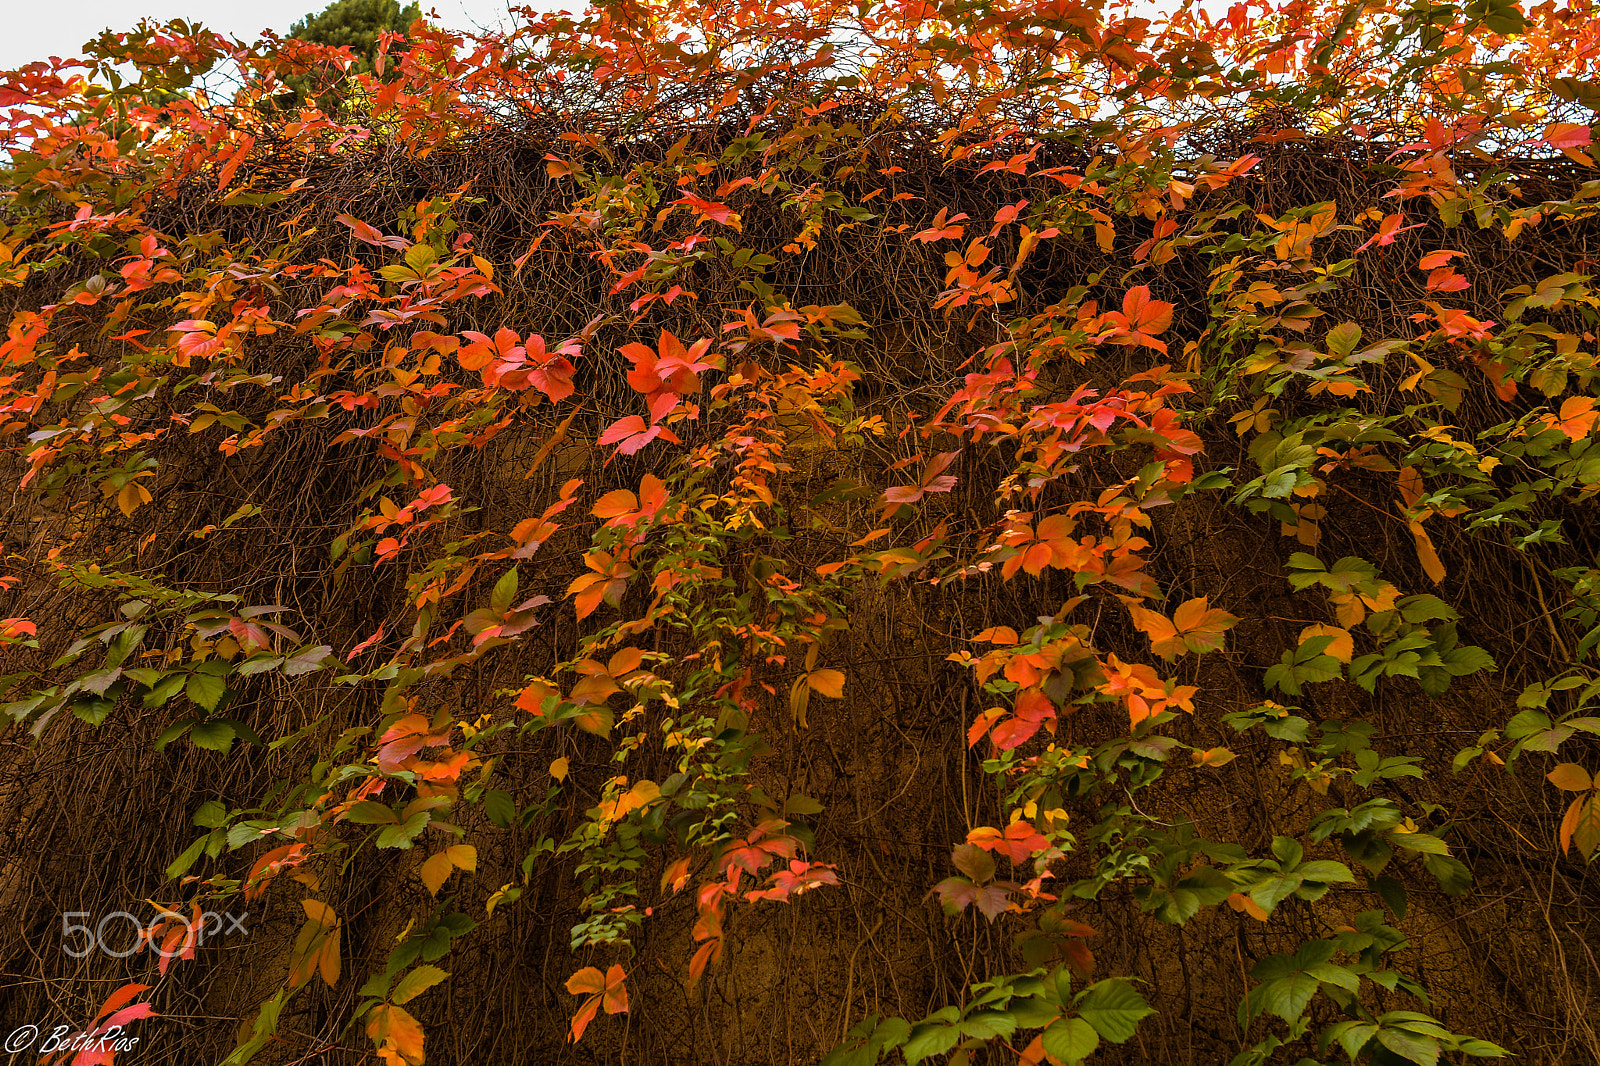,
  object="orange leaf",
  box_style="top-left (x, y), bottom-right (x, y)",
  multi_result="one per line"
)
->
top-left (1126, 601), bottom-right (1177, 655)
top-left (1170, 596), bottom-right (1238, 655)
top-left (1556, 396), bottom-right (1598, 440)
top-left (288, 901), bottom-right (341, 988)
top-left (806, 668), bottom-right (845, 698)
top-left (566, 965), bottom-right (607, 996)
top-left (565, 964), bottom-right (627, 1041)
top-left (1409, 521), bottom-right (1446, 584)
top-left (661, 856), bottom-right (692, 894)
top-left (688, 939), bottom-right (720, 986)
top-left (1544, 122), bottom-right (1593, 150)
top-left (367, 1004), bottom-right (425, 1065)
top-left (1227, 892), bottom-right (1269, 921)
top-left (608, 646), bottom-right (644, 676)
top-left (1559, 794), bottom-right (1584, 856)
top-left (601, 963), bottom-right (629, 1014)
top-left (571, 671), bottom-right (620, 705)
top-left (592, 489), bottom-right (638, 519)
top-left (515, 678), bottom-right (557, 716)
top-left (1417, 249), bottom-right (1465, 270)
top-left (1298, 624), bottom-right (1353, 663)
top-left (1565, 794), bottom-right (1600, 860)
